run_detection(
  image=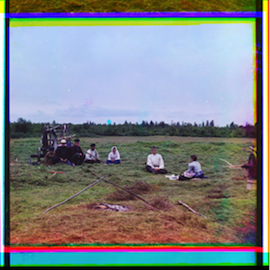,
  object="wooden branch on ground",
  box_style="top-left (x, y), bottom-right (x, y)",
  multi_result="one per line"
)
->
top-left (43, 175), bottom-right (106, 214)
top-left (47, 171), bottom-right (64, 180)
top-left (91, 172), bottom-right (160, 212)
top-left (47, 172), bottom-right (57, 181)
top-left (177, 200), bottom-right (207, 218)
